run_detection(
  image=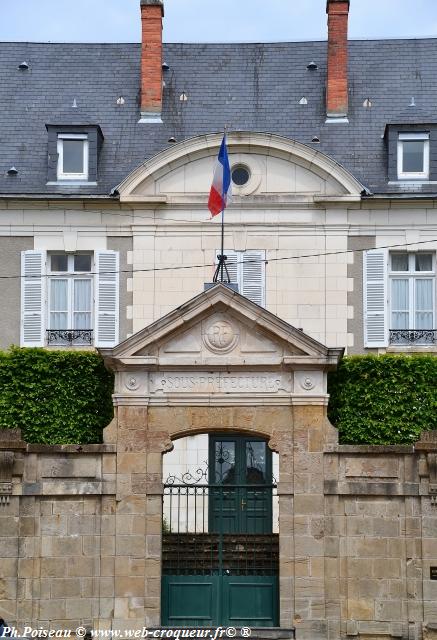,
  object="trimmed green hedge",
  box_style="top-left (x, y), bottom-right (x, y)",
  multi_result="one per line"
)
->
top-left (1, 350), bottom-right (436, 446)
top-left (0, 348), bottom-right (113, 444)
top-left (328, 354), bottom-right (437, 444)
